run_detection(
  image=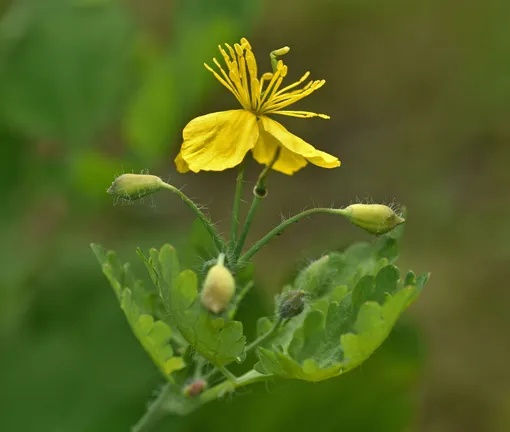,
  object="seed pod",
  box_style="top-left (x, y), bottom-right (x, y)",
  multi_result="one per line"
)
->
top-left (342, 204), bottom-right (405, 235)
top-left (201, 254), bottom-right (235, 314)
top-left (279, 290), bottom-right (306, 319)
top-left (107, 173), bottom-right (164, 200)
